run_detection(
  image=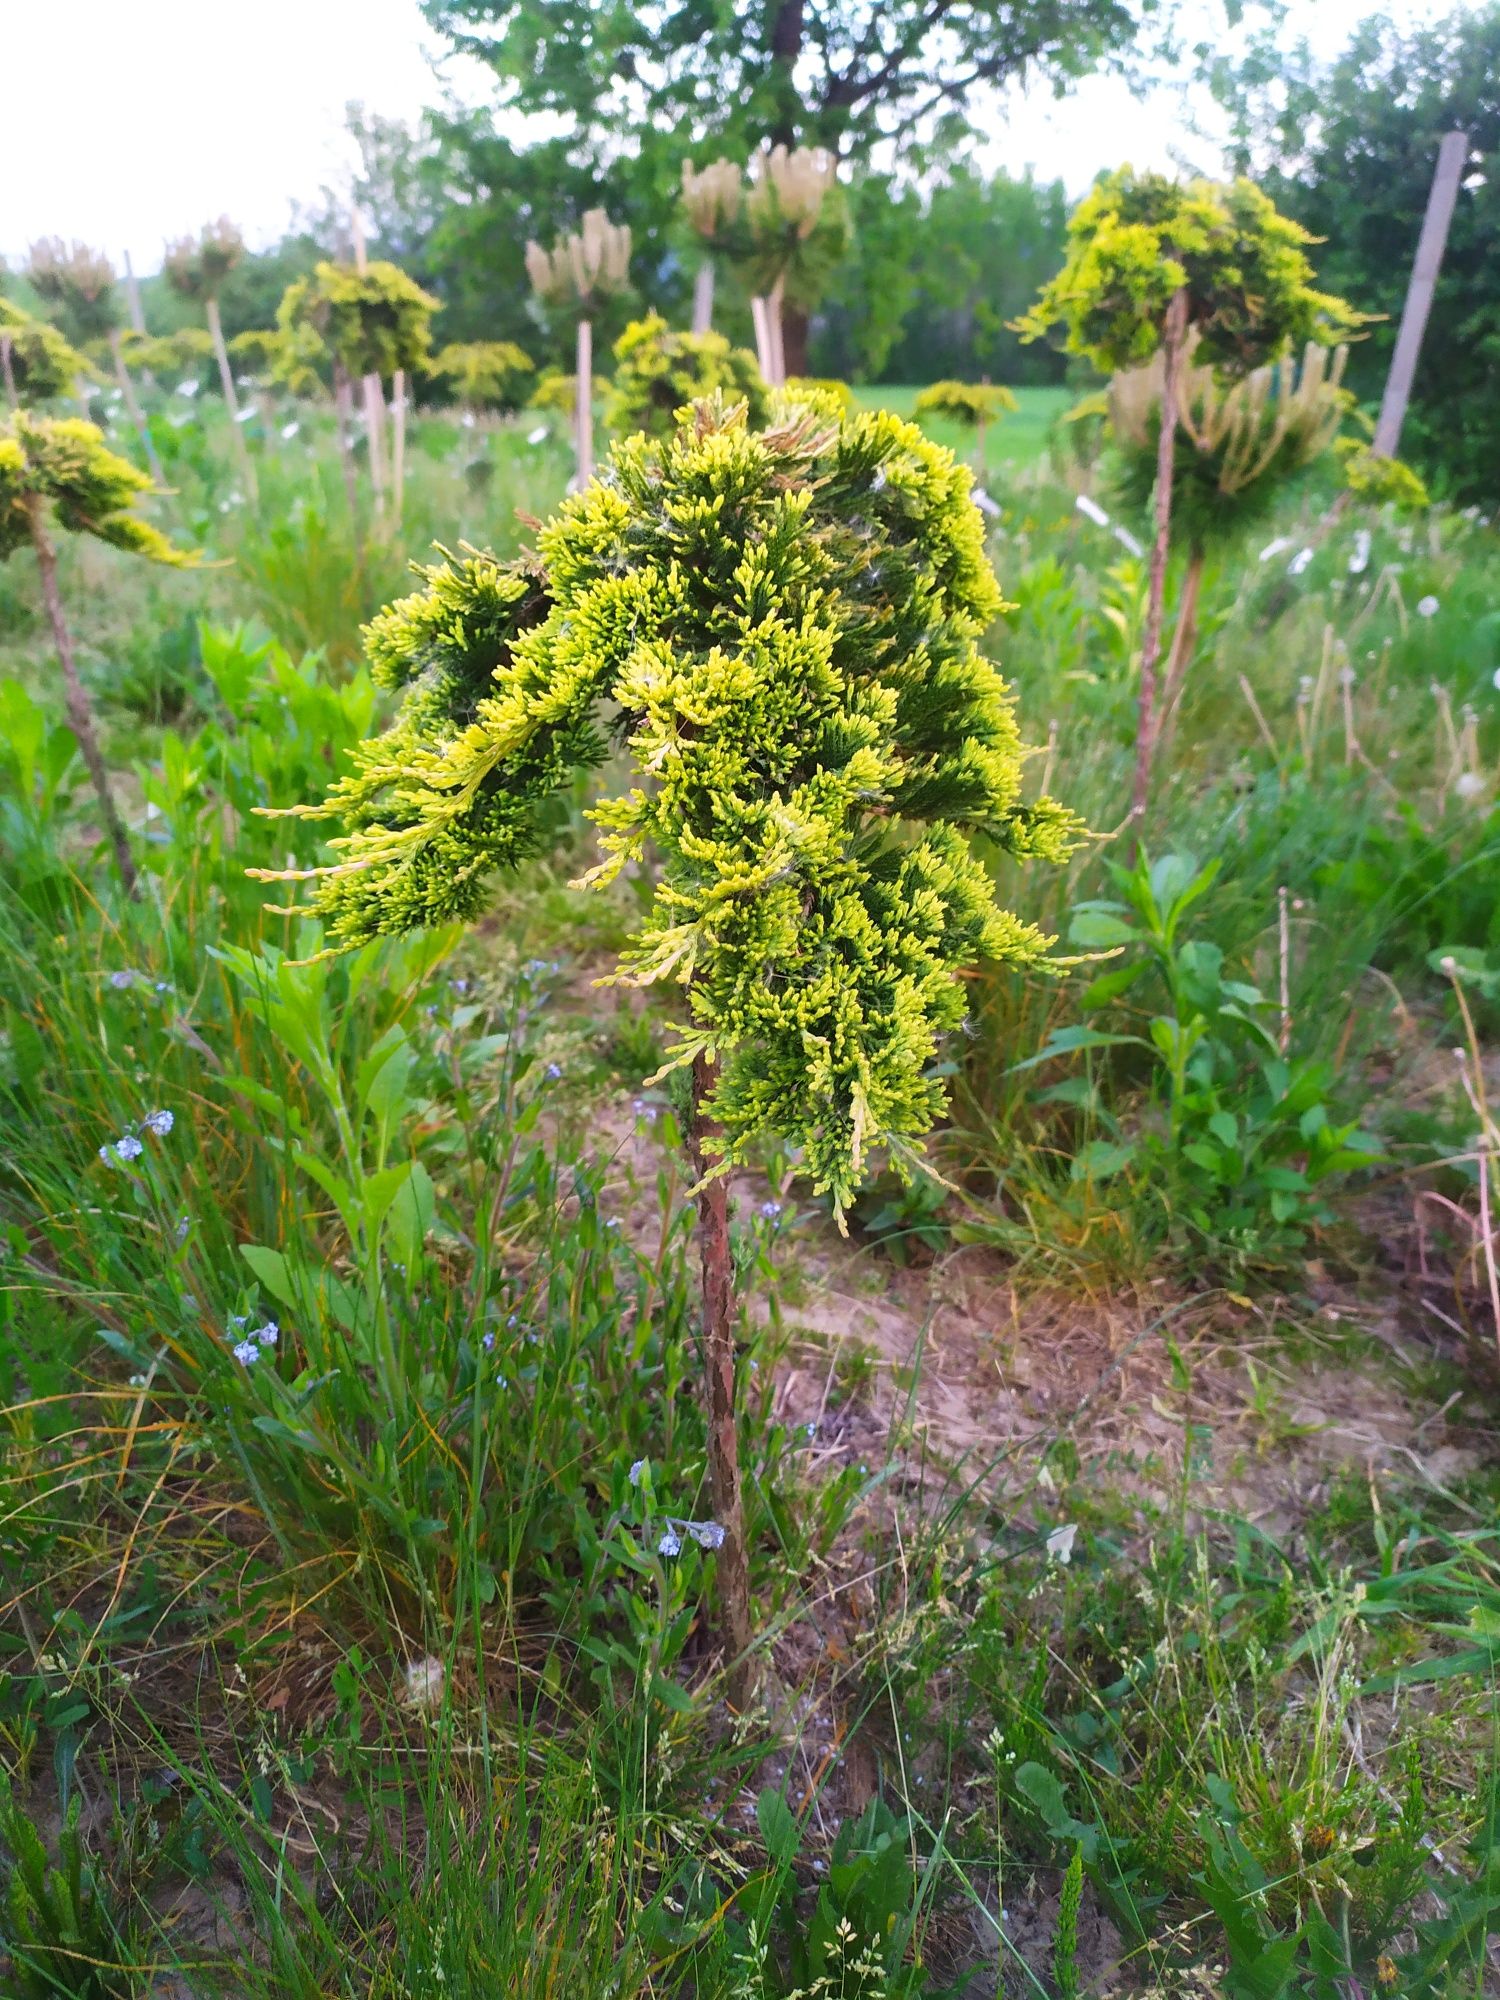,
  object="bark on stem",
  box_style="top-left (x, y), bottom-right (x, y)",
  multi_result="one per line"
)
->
top-left (24, 492), bottom-right (137, 896)
top-left (688, 1052), bottom-right (753, 1708)
top-left (1129, 286), bottom-right (1190, 845)
top-left (1158, 542), bottom-right (1206, 747)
